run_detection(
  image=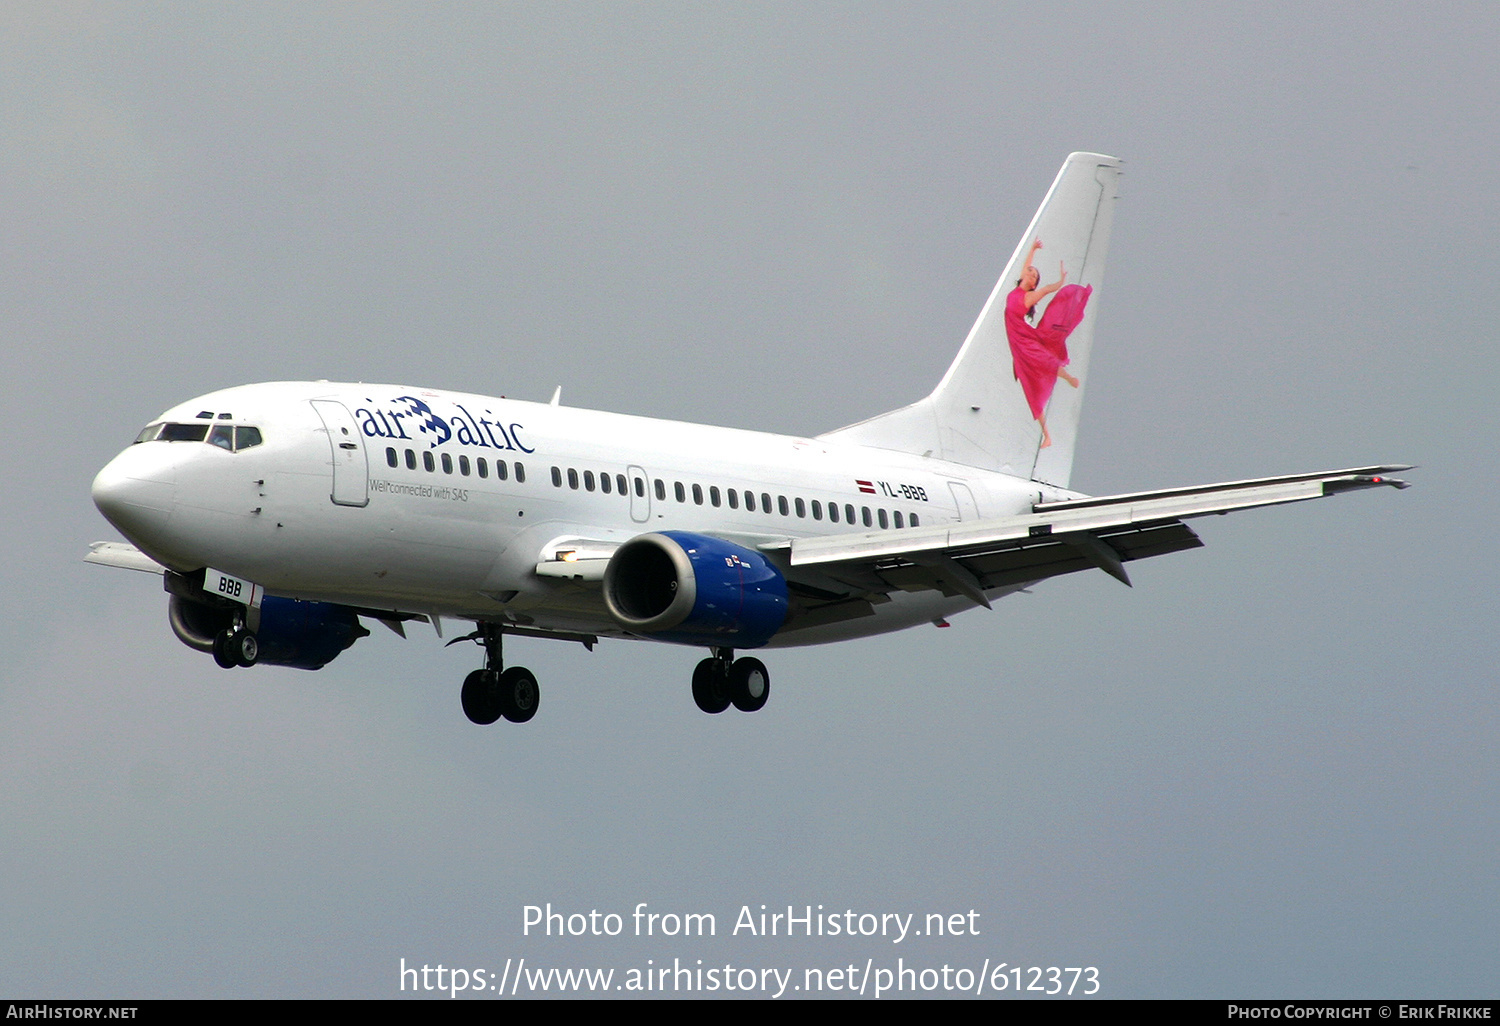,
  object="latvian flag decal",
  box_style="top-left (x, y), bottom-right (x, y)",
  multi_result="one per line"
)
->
top-left (855, 479), bottom-right (877, 494)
